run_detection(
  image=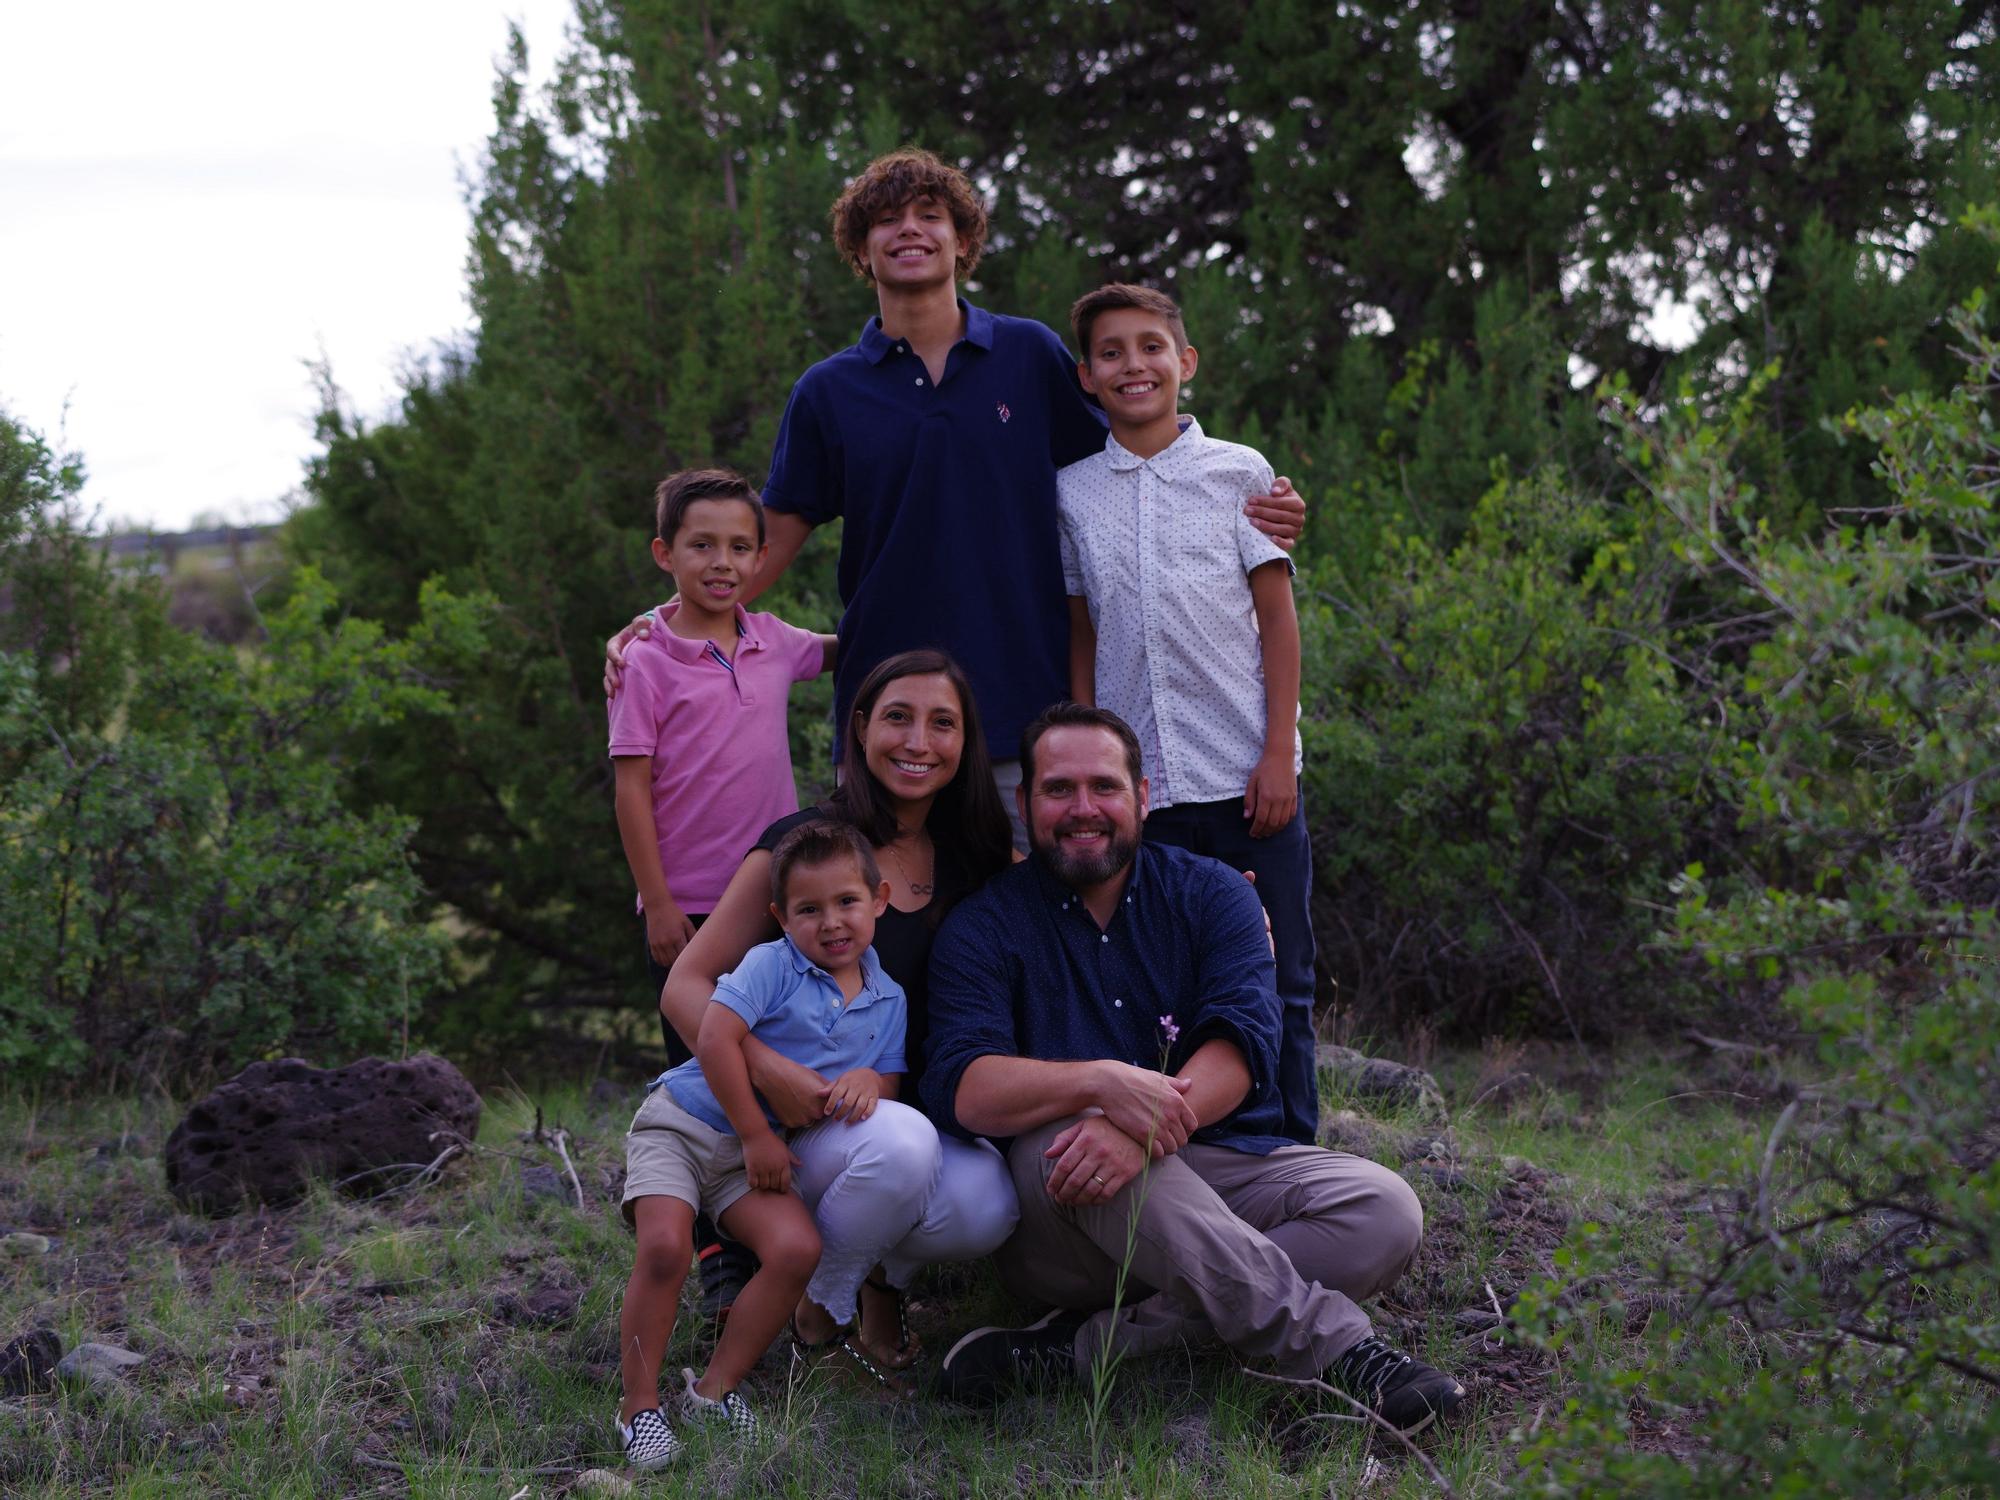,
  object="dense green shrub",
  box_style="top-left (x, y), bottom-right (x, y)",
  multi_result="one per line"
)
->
top-left (1513, 244), bottom-right (2000, 1493)
top-left (0, 571), bottom-right (488, 1084)
top-left (0, 411), bottom-right (490, 1083)
top-left (0, 414), bottom-right (129, 747)
top-left (1301, 467), bottom-right (1710, 1034)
